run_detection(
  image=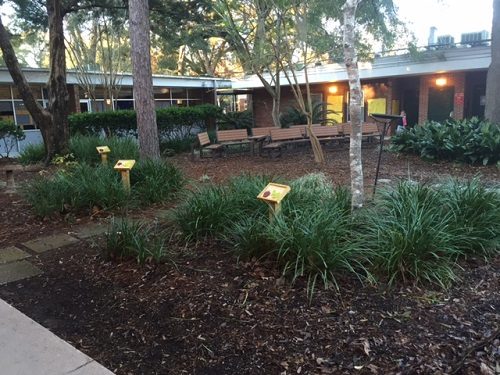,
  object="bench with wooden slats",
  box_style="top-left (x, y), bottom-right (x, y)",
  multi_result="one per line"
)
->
top-left (262, 127), bottom-right (308, 156)
top-left (216, 129), bottom-right (250, 144)
top-left (307, 125), bottom-right (343, 143)
top-left (196, 131), bottom-right (223, 158)
top-left (342, 123), bottom-right (380, 139)
top-left (252, 127), bottom-right (273, 138)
